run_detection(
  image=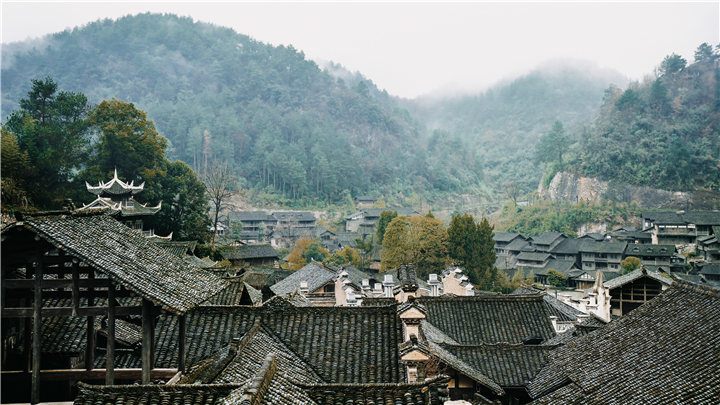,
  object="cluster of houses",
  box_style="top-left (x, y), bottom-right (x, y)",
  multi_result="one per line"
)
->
top-left (495, 210), bottom-right (720, 291)
top-left (3, 207), bottom-right (719, 404)
top-left (2, 173), bottom-right (720, 404)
